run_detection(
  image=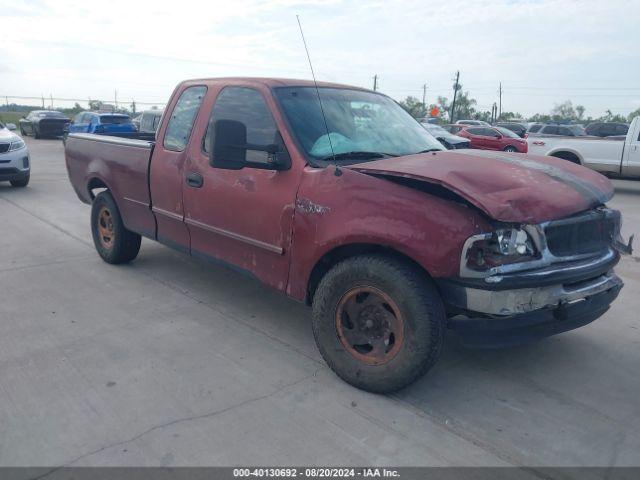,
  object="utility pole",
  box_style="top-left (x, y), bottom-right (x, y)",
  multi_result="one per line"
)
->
top-left (114, 89), bottom-right (118, 110)
top-left (50, 94), bottom-right (53, 109)
top-left (422, 83), bottom-right (427, 111)
top-left (132, 100), bottom-right (136, 115)
top-left (372, 75), bottom-right (378, 92)
top-left (491, 103), bottom-right (497, 124)
top-left (450, 71), bottom-right (460, 123)
top-left (41, 94), bottom-right (45, 109)
top-left (498, 82), bottom-right (503, 120)
top-left (5, 96), bottom-right (8, 109)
